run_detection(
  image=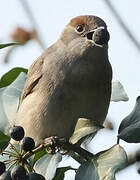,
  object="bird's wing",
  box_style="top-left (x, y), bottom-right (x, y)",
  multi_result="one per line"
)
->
top-left (18, 56), bottom-right (44, 108)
